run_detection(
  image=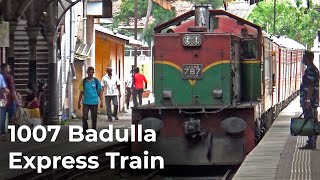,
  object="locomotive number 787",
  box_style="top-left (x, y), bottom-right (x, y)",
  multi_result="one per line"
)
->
top-left (182, 64), bottom-right (202, 79)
